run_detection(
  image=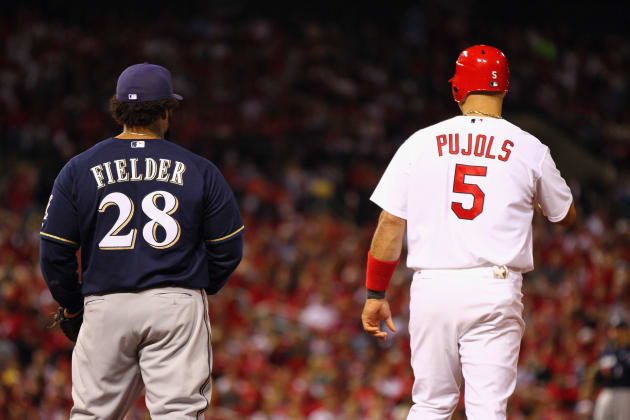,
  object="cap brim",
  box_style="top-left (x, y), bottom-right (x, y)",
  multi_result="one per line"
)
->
top-left (172, 93), bottom-right (183, 100)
